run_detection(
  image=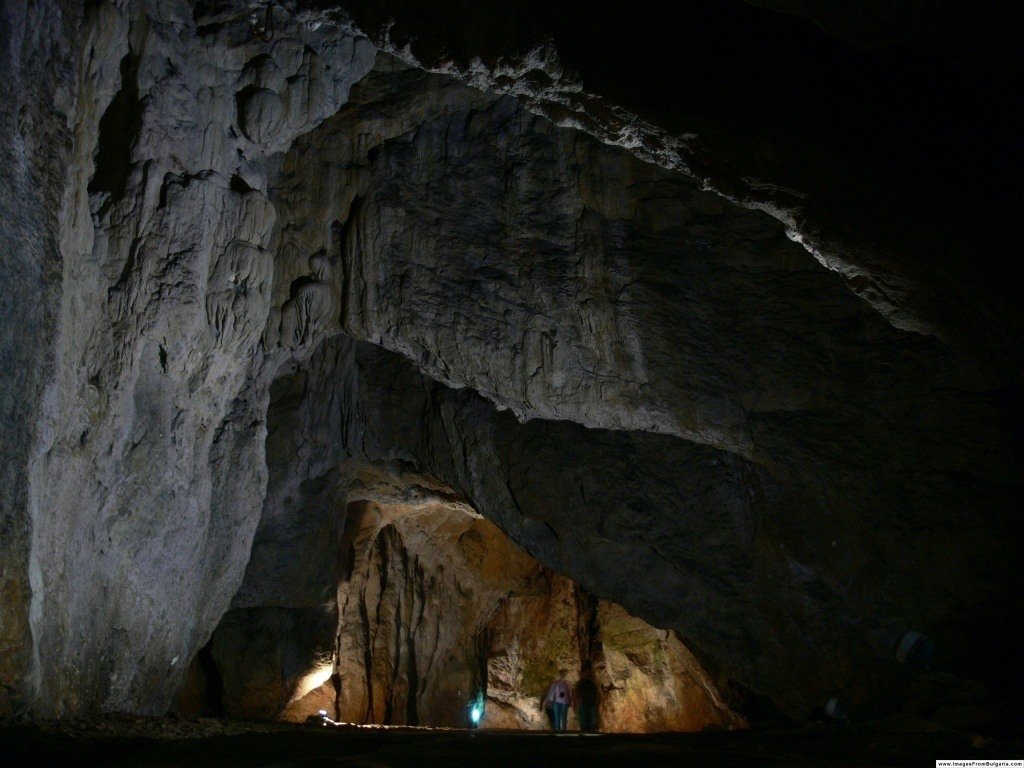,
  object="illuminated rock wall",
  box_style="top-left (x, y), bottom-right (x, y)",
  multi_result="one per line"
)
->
top-left (187, 495), bottom-right (742, 731)
top-left (2, 0), bottom-right (1019, 723)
